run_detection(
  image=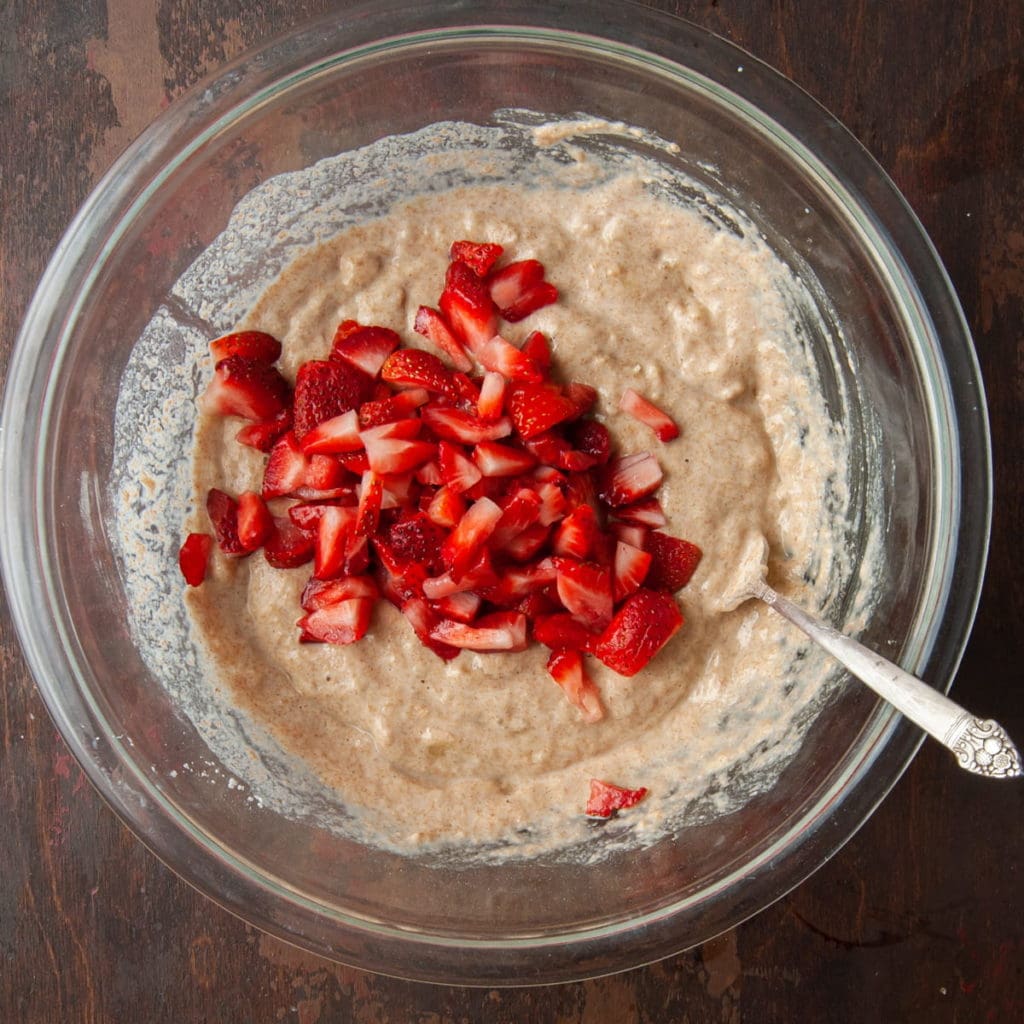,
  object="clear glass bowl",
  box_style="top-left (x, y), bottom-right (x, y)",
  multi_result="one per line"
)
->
top-left (0, 1), bottom-right (990, 985)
